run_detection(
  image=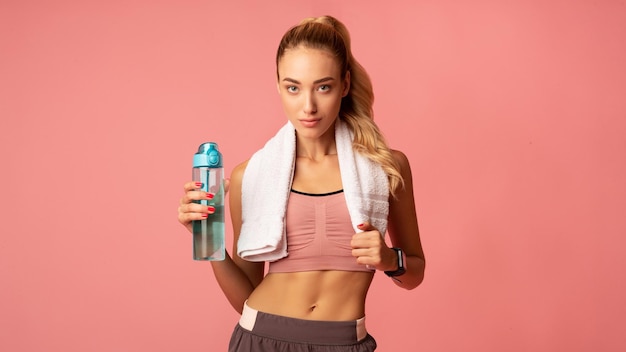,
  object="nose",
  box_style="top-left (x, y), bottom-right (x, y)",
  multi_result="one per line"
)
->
top-left (303, 92), bottom-right (317, 115)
